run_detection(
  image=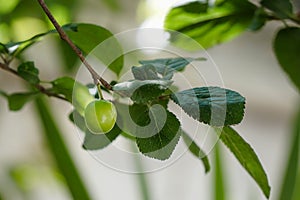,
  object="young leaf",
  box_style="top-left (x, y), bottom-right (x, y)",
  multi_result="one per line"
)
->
top-left (215, 127), bottom-right (271, 198)
top-left (181, 131), bottom-right (210, 173)
top-left (261, 0), bottom-right (293, 19)
top-left (0, 90), bottom-right (39, 111)
top-left (17, 62), bottom-right (40, 84)
top-left (164, 0), bottom-right (257, 49)
top-left (139, 57), bottom-right (205, 73)
top-left (278, 108), bottom-right (300, 200)
top-left (113, 79), bottom-right (172, 97)
top-left (135, 107), bottom-right (181, 160)
top-left (171, 87), bottom-right (245, 126)
top-left (248, 8), bottom-right (269, 31)
top-left (50, 76), bottom-right (75, 102)
top-left (71, 110), bottom-right (121, 150)
top-left (274, 27), bottom-right (300, 92)
top-left (6, 31), bottom-right (52, 57)
top-left (62, 23), bottom-right (123, 76)
top-left (7, 92), bottom-right (39, 111)
top-left (132, 65), bottom-right (160, 80)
